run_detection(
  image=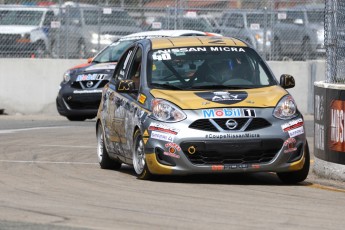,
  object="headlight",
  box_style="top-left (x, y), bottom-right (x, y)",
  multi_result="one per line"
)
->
top-left (317, 29), bottom-right (324, 41)
top-left (92, 33), bottom-right (99, 39)
top-left (63, 70), bottom-right (71, 83)
top-left (150, 99), bottom-right (186, 122)
top-left (22, 33), bottom-right (30, 39)
top-left (273, 95), bottom-right (297, 119)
